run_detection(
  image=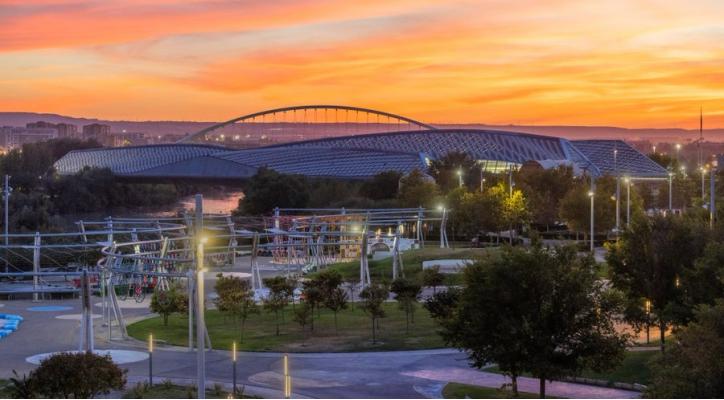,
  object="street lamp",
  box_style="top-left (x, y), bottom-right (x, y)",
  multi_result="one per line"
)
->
top-left (675, 143), bottom-right (681, 164)
top-left (668, 172), bottom-right (673, 212)
top-left (457, 169), bottom-right (463, 188)
top-left (588, 190), bottom-right (595, 252)
top-left (700, 166), bottom-right (707, 203)
top-left (624, 177), bottom-right (631, 227)
top-left (479, 168), bottom-right (486, 193)
top-left (614, 148), bottom-right (620, 233)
